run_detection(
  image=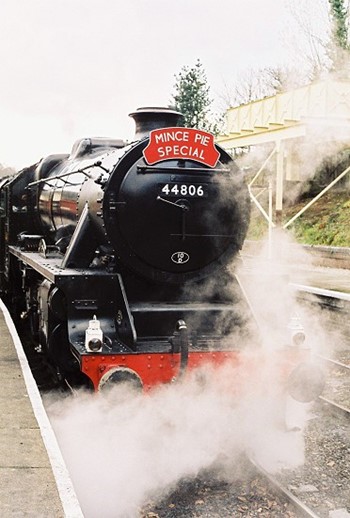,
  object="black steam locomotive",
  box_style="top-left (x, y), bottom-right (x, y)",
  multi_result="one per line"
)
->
top-left (0, 107), bottom-right (323, 399)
